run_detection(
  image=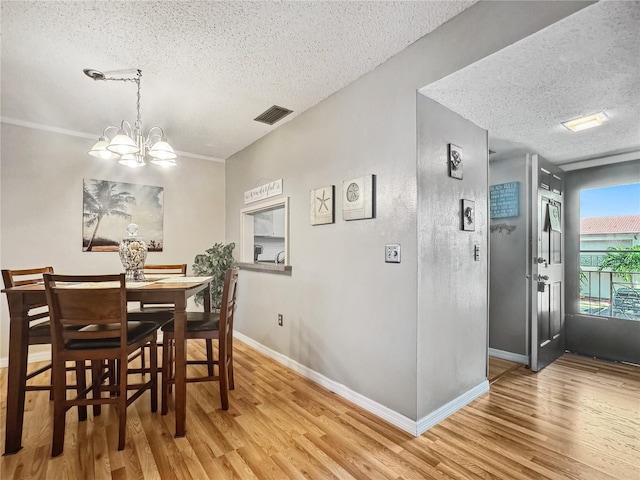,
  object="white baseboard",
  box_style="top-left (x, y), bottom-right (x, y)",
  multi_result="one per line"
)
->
top-left (416, 380), bottom-right (489, 436)
top-left (0, 349), bottom-right (51, 368)
top-left (1, 332), bottom-right (490, 437)
top-left (235, 331), bottom-right (489, 437)
top-left (489, 348), bottom-right (529, 365)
